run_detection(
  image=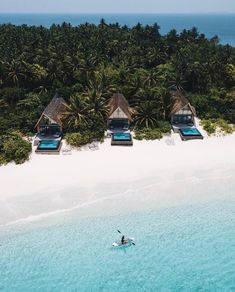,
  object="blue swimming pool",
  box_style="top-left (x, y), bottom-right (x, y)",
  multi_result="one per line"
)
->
top-left (180, 128), bottom-right (202, 136)
top-left (112, 133), bottom-right (132, 141)
top-left (37, 140), bottom-right (60, 150)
